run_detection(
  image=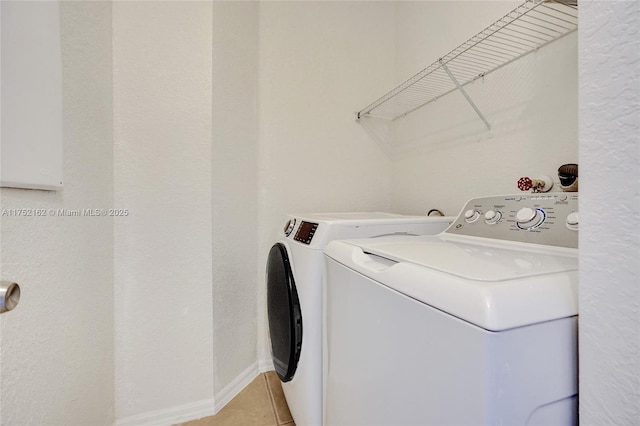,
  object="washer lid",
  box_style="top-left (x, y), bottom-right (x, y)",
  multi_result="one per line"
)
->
top-left (291, 212), bottom-right (417, 222)
top-left (348, 236), bottom-right (578, 282)
top-left (324, 236), bottom-right (578, 331)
